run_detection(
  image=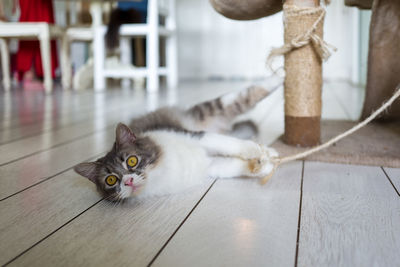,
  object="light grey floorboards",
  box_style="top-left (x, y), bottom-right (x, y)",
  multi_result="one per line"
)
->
top-left (0, 89), bottom-right (120, 131)
top-left (0, 100), bottom-right (143, 166)
top-left (0, 169), bottom-right (102, 266)
top-left (0, 128), bottom-right (115, 200)
top-left (0, 91), bottom-right (137, 144)
top-left (153, 162), bottom-right (303, 267)
top-left (9, 181), bottom-right (215, 267)
top-left (298, 162), bottom-right (400, 267)
top-left (1, 81), bottom-right (399, 267)
top-left (383, 167), bottom-right (400, 196)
